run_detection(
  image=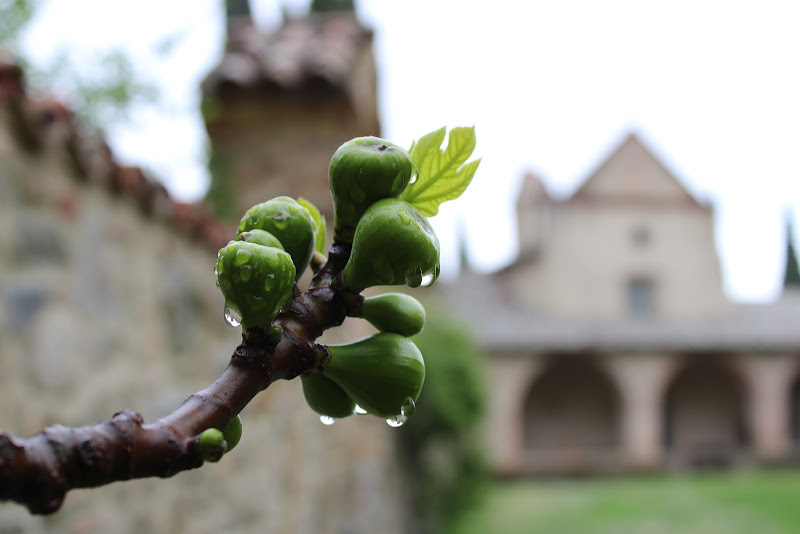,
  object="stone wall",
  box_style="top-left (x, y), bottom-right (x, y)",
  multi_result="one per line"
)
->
top-left (0, 90), bottom-right (408, 534)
